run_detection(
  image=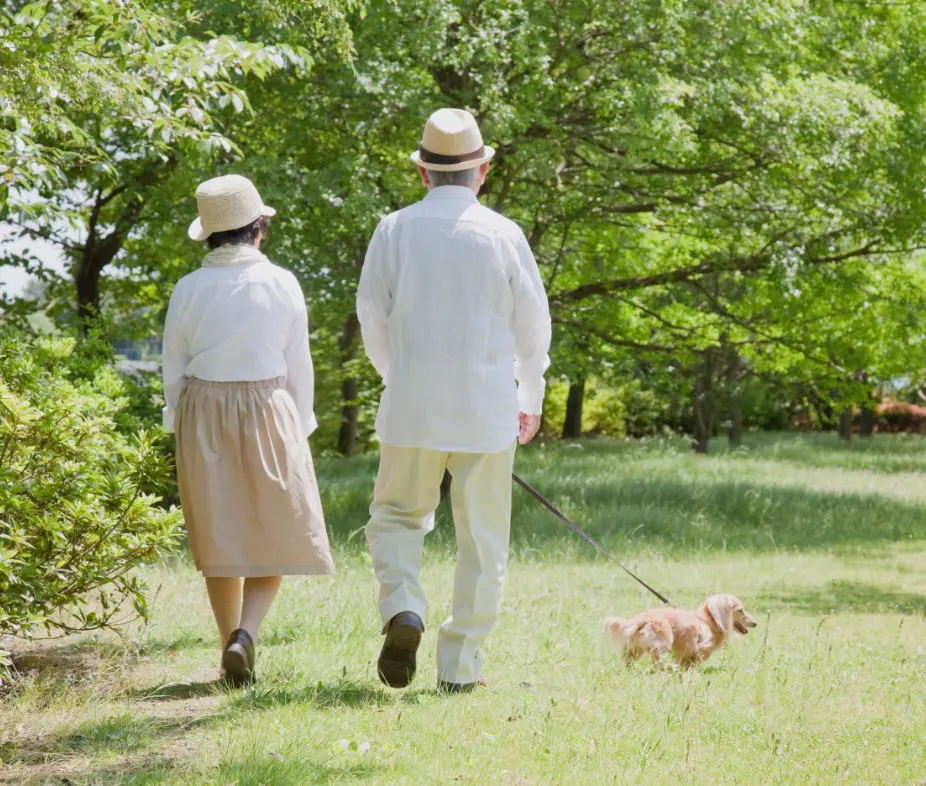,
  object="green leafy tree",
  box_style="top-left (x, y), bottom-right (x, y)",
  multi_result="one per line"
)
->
top-left (0, 0), bottom-right (355, 325)
top-left (278, 0), bottom-right (926, 453)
